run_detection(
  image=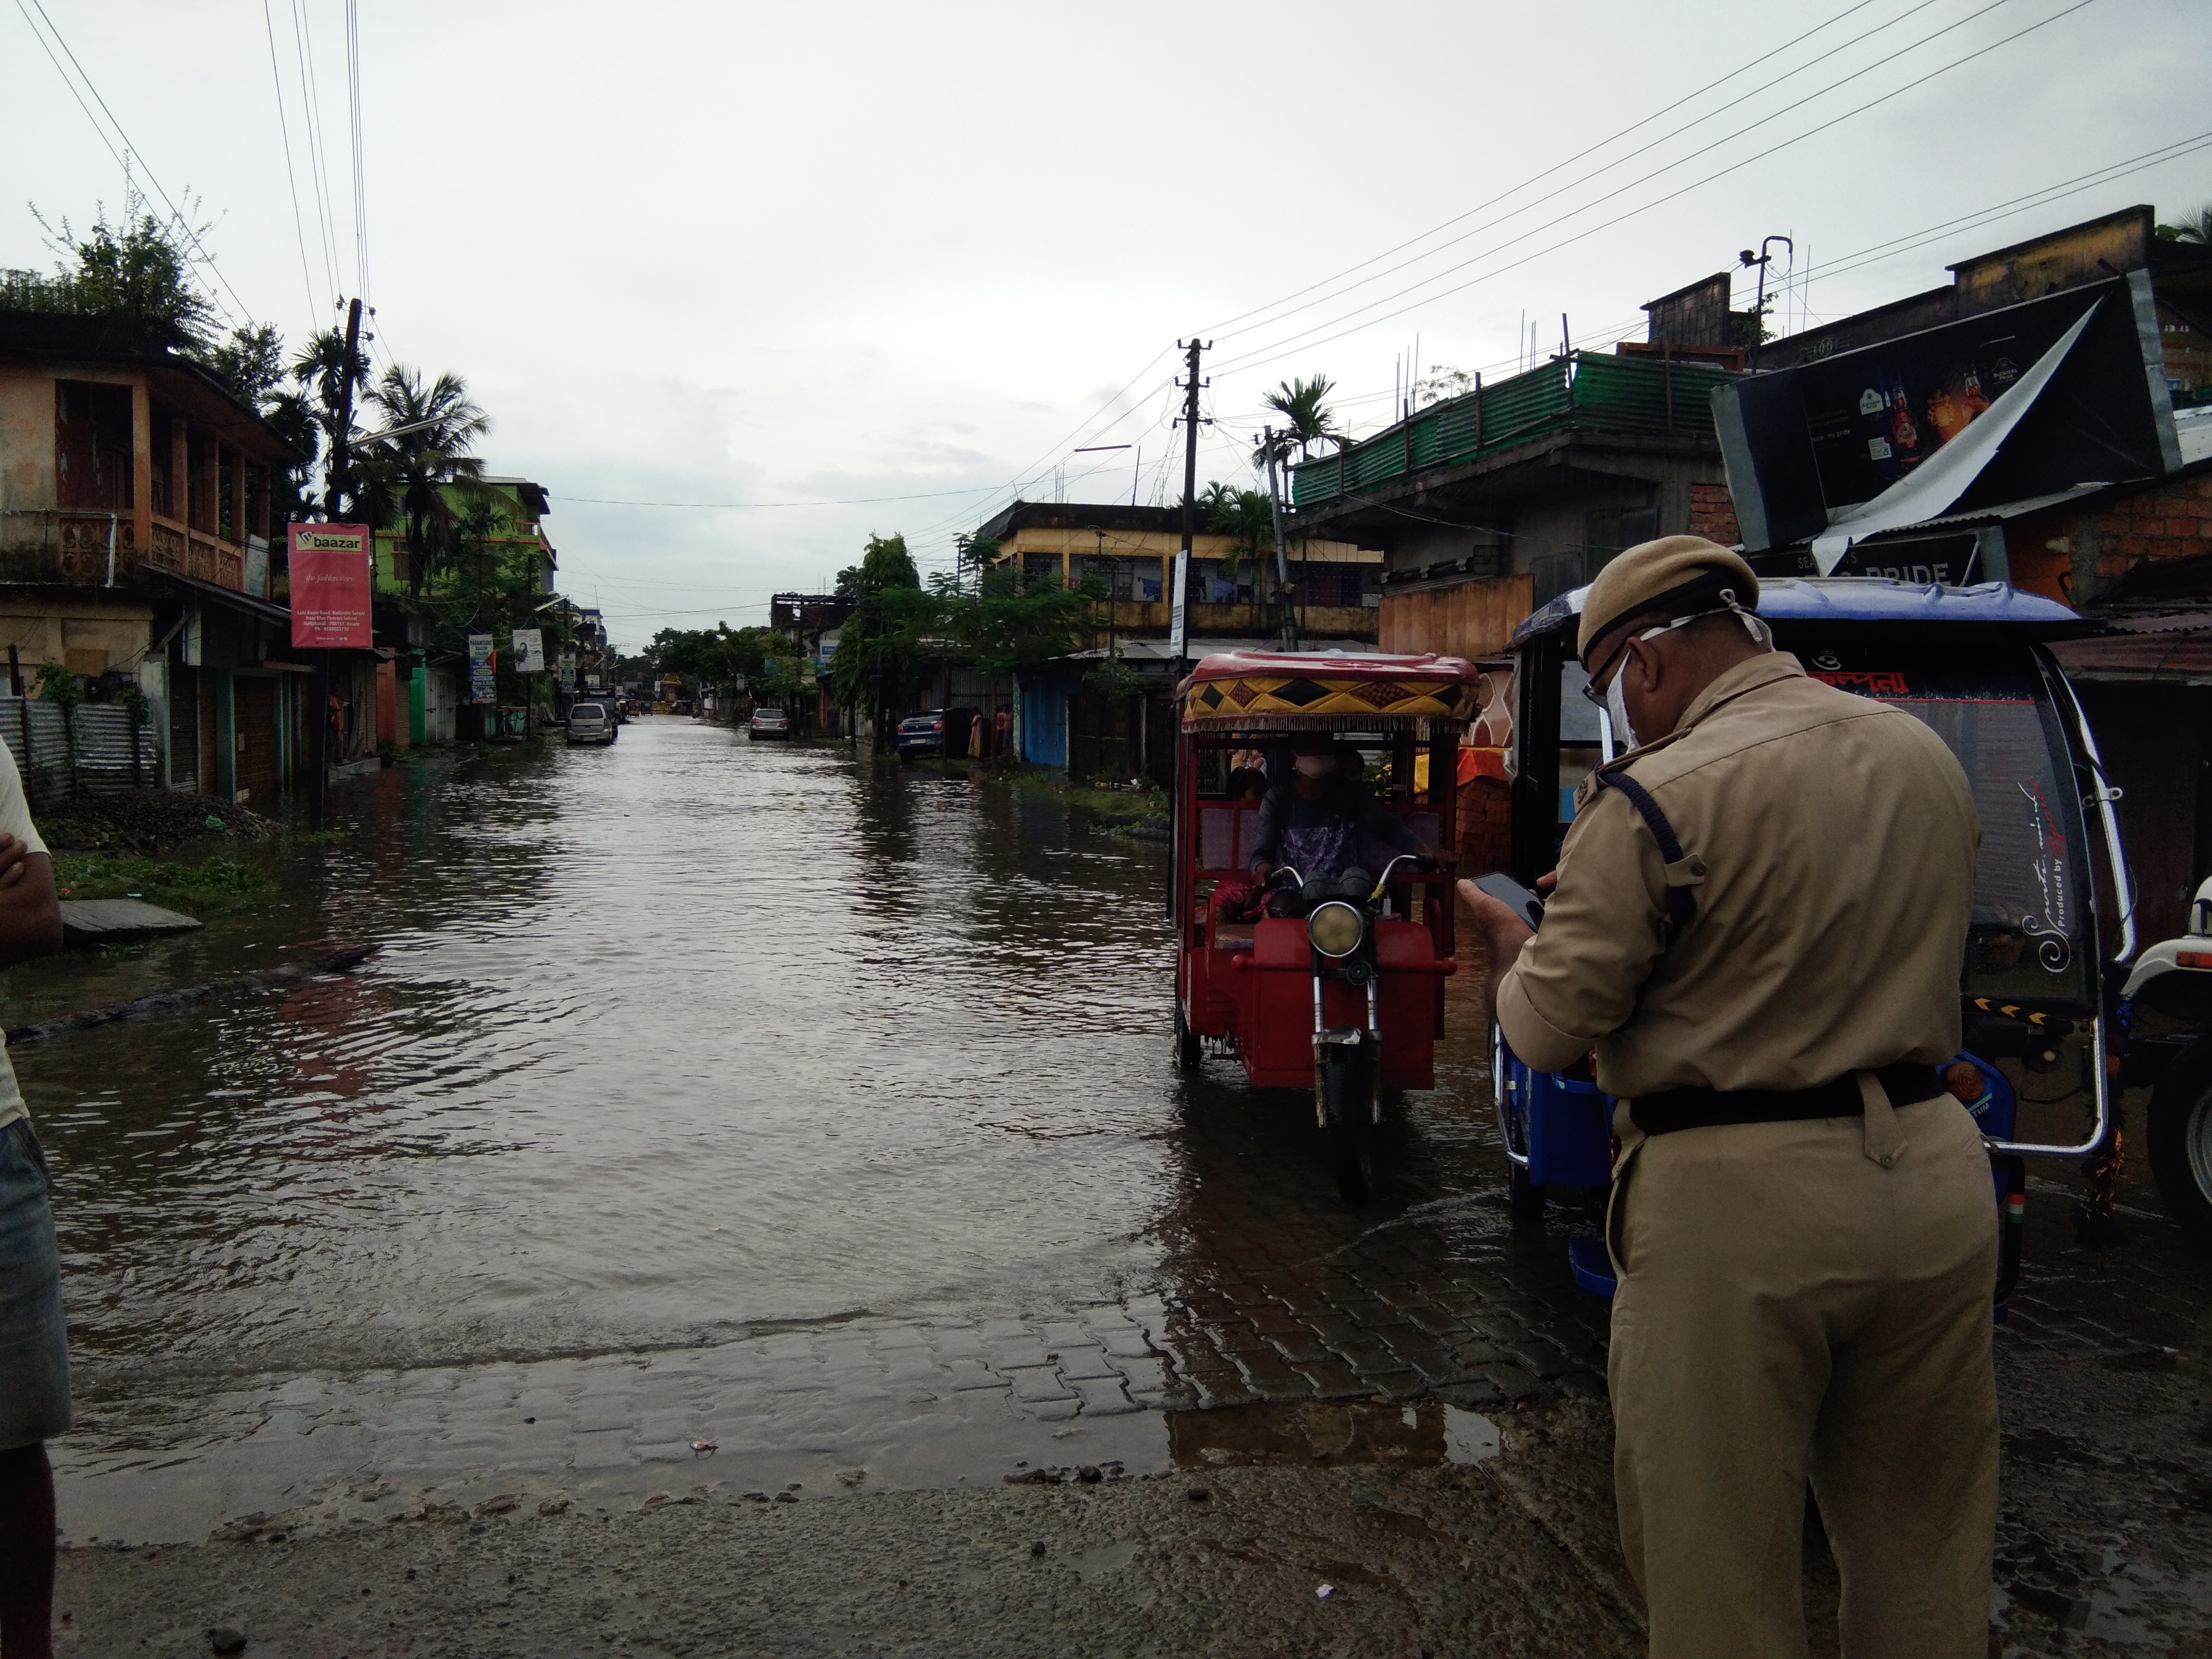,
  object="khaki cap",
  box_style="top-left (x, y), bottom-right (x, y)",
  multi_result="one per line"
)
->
top-left (1577, 535), bottom-right (1760, 667)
